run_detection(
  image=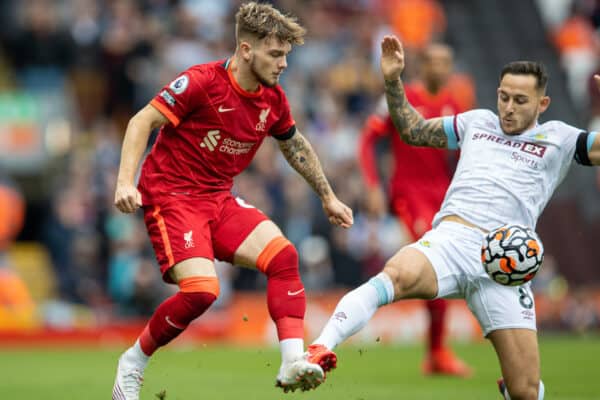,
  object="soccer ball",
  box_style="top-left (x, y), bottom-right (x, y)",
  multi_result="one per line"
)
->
top-left (481, 224), bottom-right (544, 286)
